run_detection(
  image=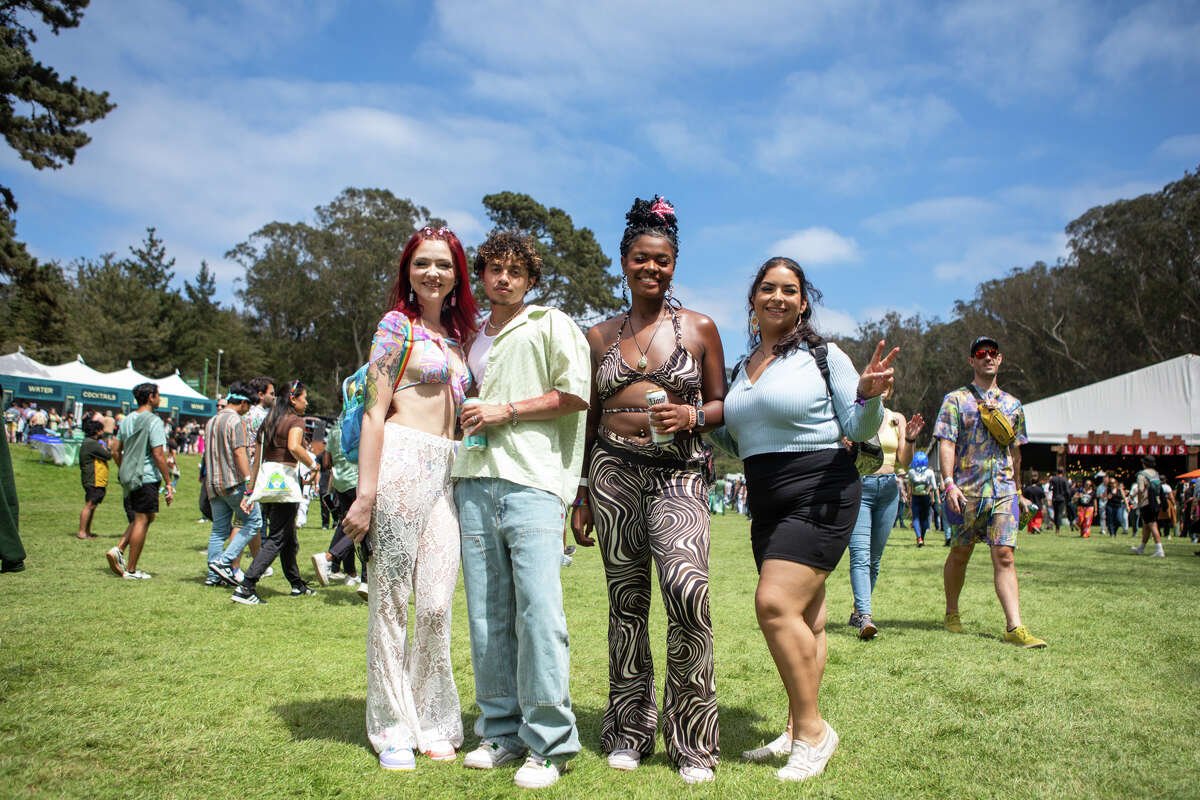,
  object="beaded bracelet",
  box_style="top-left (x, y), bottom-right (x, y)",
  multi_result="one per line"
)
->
top-left (571, 497), bottom-right (588, 508)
